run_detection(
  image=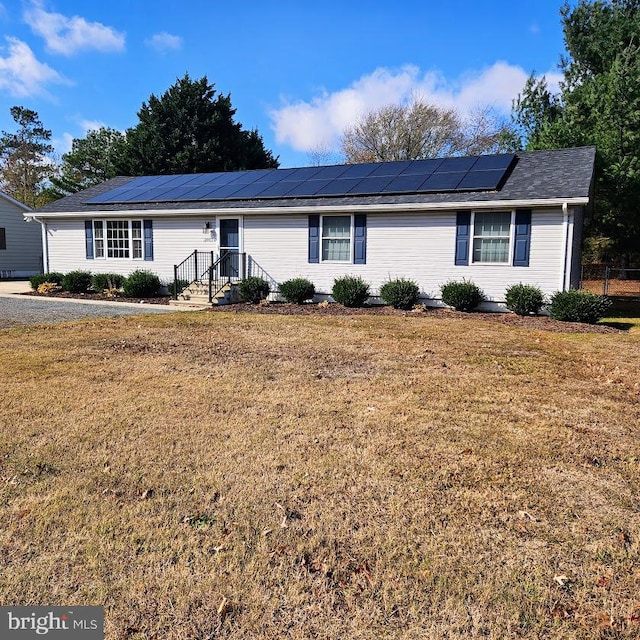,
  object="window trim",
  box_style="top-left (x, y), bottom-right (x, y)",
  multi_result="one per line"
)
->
top-left (320, 214), bottom-right (353, 263)
top-left (470, 210), bottom-right (515, 265)
top-left (92, 219), bottom-right (146, 260)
